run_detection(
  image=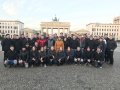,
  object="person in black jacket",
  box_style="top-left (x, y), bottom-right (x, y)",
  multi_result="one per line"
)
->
top-left (20, 34), bottom-right (31, 47)
top-left (93, 47), bottom-right (104, 68)
top-left (56, 47), bottom-right (66, 66)
top-left (74, 47), bottom-right (83, 64)
top-left (98, 37), bottom-right (105, 56)
top-left (70, 36), bottom-right (80, 50)
top-left (66, 47), bottom-right (74, 64)
top-left (34, 42), bottom-right (40, 51)
top-left (4, 46), bottom-right (18, 67)
top-left (63, 37), bottom-right (69, 50)
top-left (29, 46), bottom-right (39, 67)
top-left (85, 35), bottom-right (95, 51)
top-left (39, 47), bottom-right (48, 67)
top-left (83, 47), bottom-right (93, 65)
top-left (12, 35), bottom-right (22, 54)
top-left (93, 36), bottom-right (99, 51)
top-left (106, 35), bottom-right (117, 65)
top-left (19, 47), bottom-right (29, 68)
top-left (30, 34), bottom-right (38, 47)
top-left (1, 34), bottom-right (12, 61)
top-left (48, 46), bottom-right (56, 65)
